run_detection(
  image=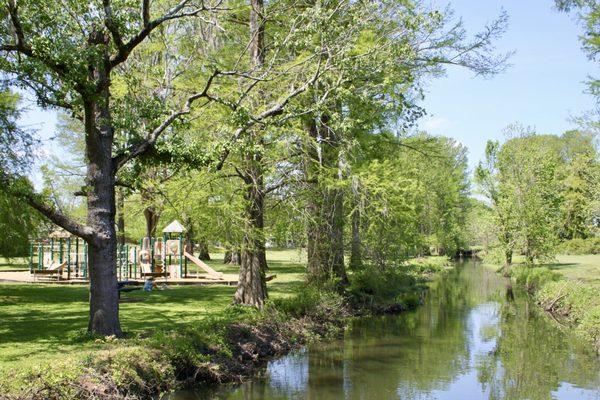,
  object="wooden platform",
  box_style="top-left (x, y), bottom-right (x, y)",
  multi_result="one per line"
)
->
top-left (0, 270), bottom-right (238, 286)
